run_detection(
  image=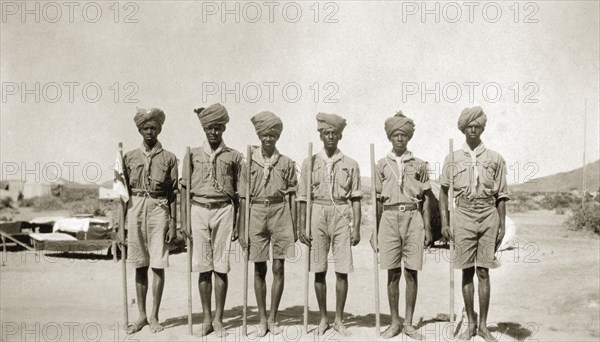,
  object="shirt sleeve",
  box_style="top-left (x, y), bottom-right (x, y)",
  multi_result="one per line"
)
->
top-left (350, 161), bottom-right (363, 200)
top-left (420, 161), bottom-right (431, 191)
top-left (238, 159), bottom-right (249, 198)
top-left (296, 158), bottom-right (308, 202)
top-left (375, 161), bottom-right (383, 198)
top-left (495, 156), bottom-right (510, 201)
top-left (285, 159), bottom-right (298, 195)
top-left (439, 154), bottom-right (451, 187)
top-left (169, 155), bottom-right (179, 194)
